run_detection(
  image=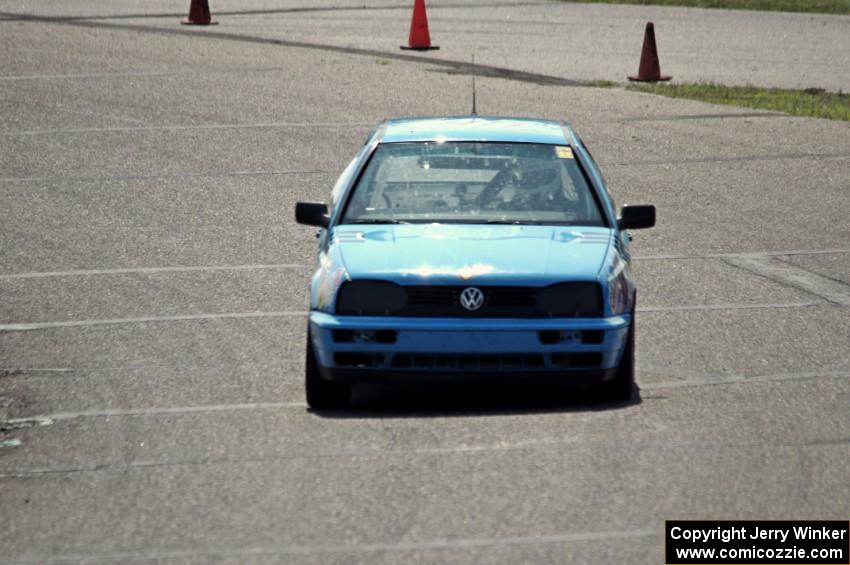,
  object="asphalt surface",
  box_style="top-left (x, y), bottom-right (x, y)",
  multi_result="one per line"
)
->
top-left (1, 1), bottom-right (849, 563)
